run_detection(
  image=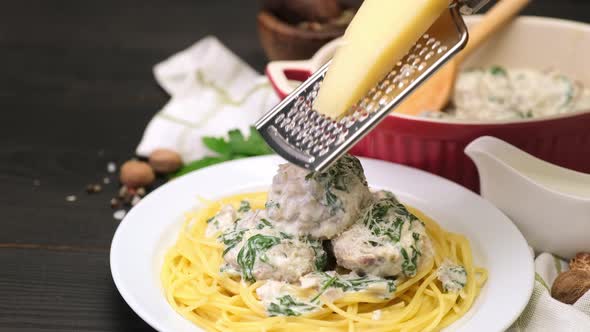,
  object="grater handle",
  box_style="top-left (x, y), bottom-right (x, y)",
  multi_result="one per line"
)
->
top-left (458, 0), bottom-right (492, 15)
